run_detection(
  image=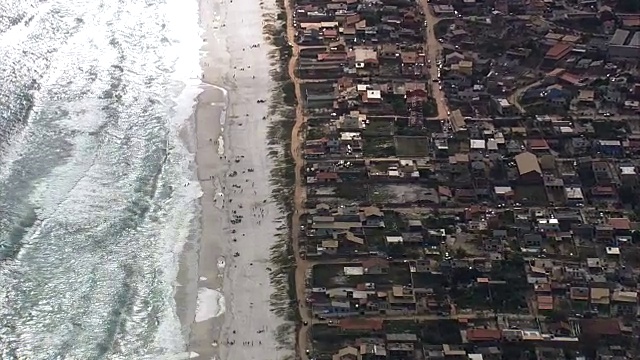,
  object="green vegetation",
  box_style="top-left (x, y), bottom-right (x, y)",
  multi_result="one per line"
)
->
top-left (422, 97), bottom-right (437, 117)
top-left (263, 0), bottom-right (297, 353)
top-left (334, 183), bottom-right (368, 201)
top-left (363, 137), bottom-right (396, 157)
